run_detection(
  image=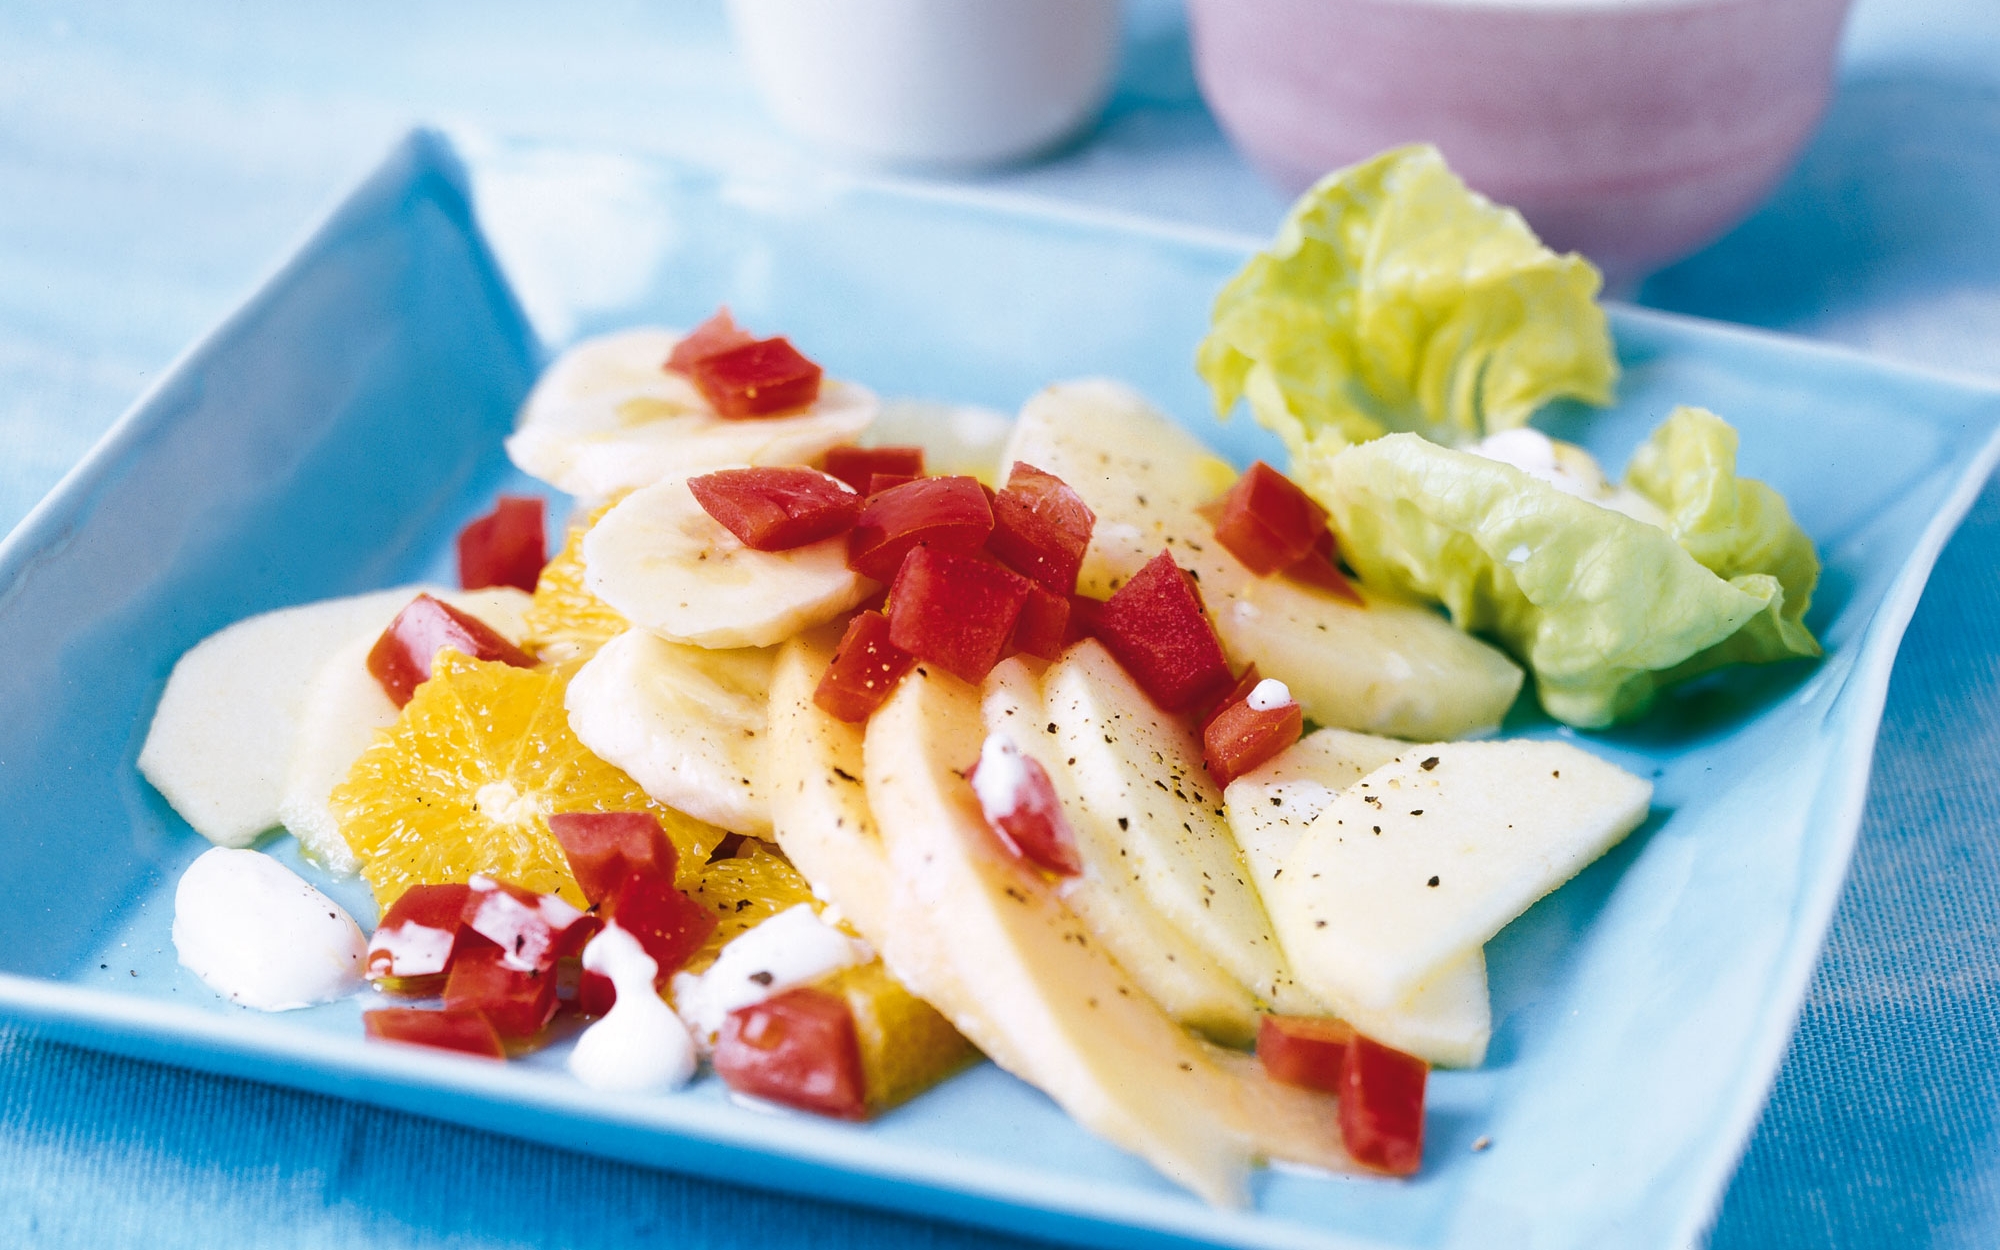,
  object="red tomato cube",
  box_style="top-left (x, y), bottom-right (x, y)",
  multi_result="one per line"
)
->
top-left (366, 882), bottom-right (474, 981)
top-left (1212, 462), bottom-right (1330, 576)
top-left (866, 472), bottom-right (920, 495)
top-left (1284, 529), bottom-right (1364, 604)
top-left (1257, 1014), bottom-right (1355, 1094)
top-left (442, 942), bottom-right (559, 1040)
top-left (571, 968), bottom-right (618, 1017)
top-left (886, 548), bottom-right (1032, 684)
top-left (363, 1007), bottom-right (507, 1060)
top-left (1093, 552), bottom-right (1233, 712)
top-left (688, 466), bottom-right (862, 552)
top-left (1065, 594), bottom-right (1105, 644)
top-left (823, 444), bottom-right (925, 493)
top-left (665, 307), bottom-right (756, 375)
top-left (968, 736), bottom-right (1082, 876)
top-left (813, 610), bottom-right (916, 723)
top-left (689, 337), bottom-right (823, 418)
top-left (549, 811), bottom-right (681, 907)
top-left (1195, 663), bottom-right (1261, 736)
top-left (605, 871), bottom-right (716, 985)
top-left (1203, 691), bottom-right (1303, 787)
top-left (987, 463), bottom-right (1095, 594)
top-left (712, 986), bottom-right (868, 1120)
top-left (457, 495), bottom-right (547, 594)
top-left (366, 593), bottom-right (535, 708)
top-left (1009, 582), bottom-right (1071, 661)
top-left (845, 476), bottom-right (994, 581)
top-left (460, 875), bottom-right (587, 973)
top-left (1341, 1033), bottom-right (1429, 1176)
